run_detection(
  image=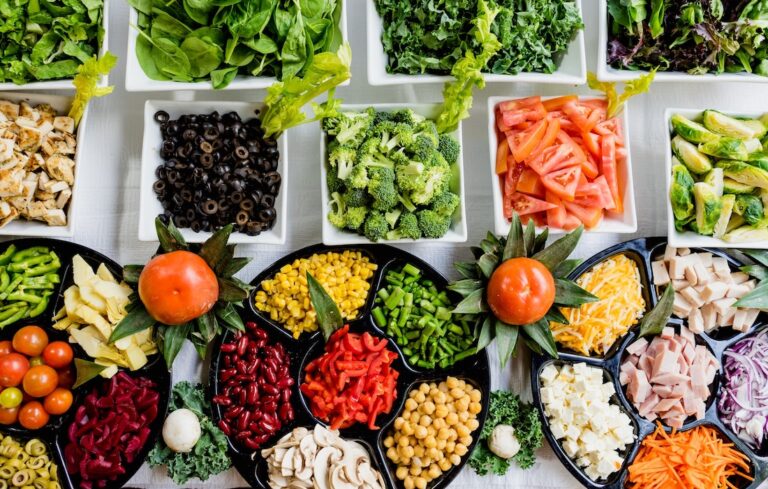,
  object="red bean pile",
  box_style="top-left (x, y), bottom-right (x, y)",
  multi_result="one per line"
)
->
top-left (213, 322), bottom-right (294, 451)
